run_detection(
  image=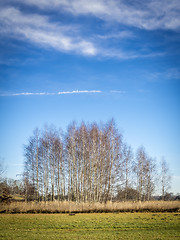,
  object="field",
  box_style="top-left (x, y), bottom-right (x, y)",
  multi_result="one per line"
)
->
top-left (0, 213), bottom-right (180, 240)
top-left (1, 200), bottom-right (180, 213)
